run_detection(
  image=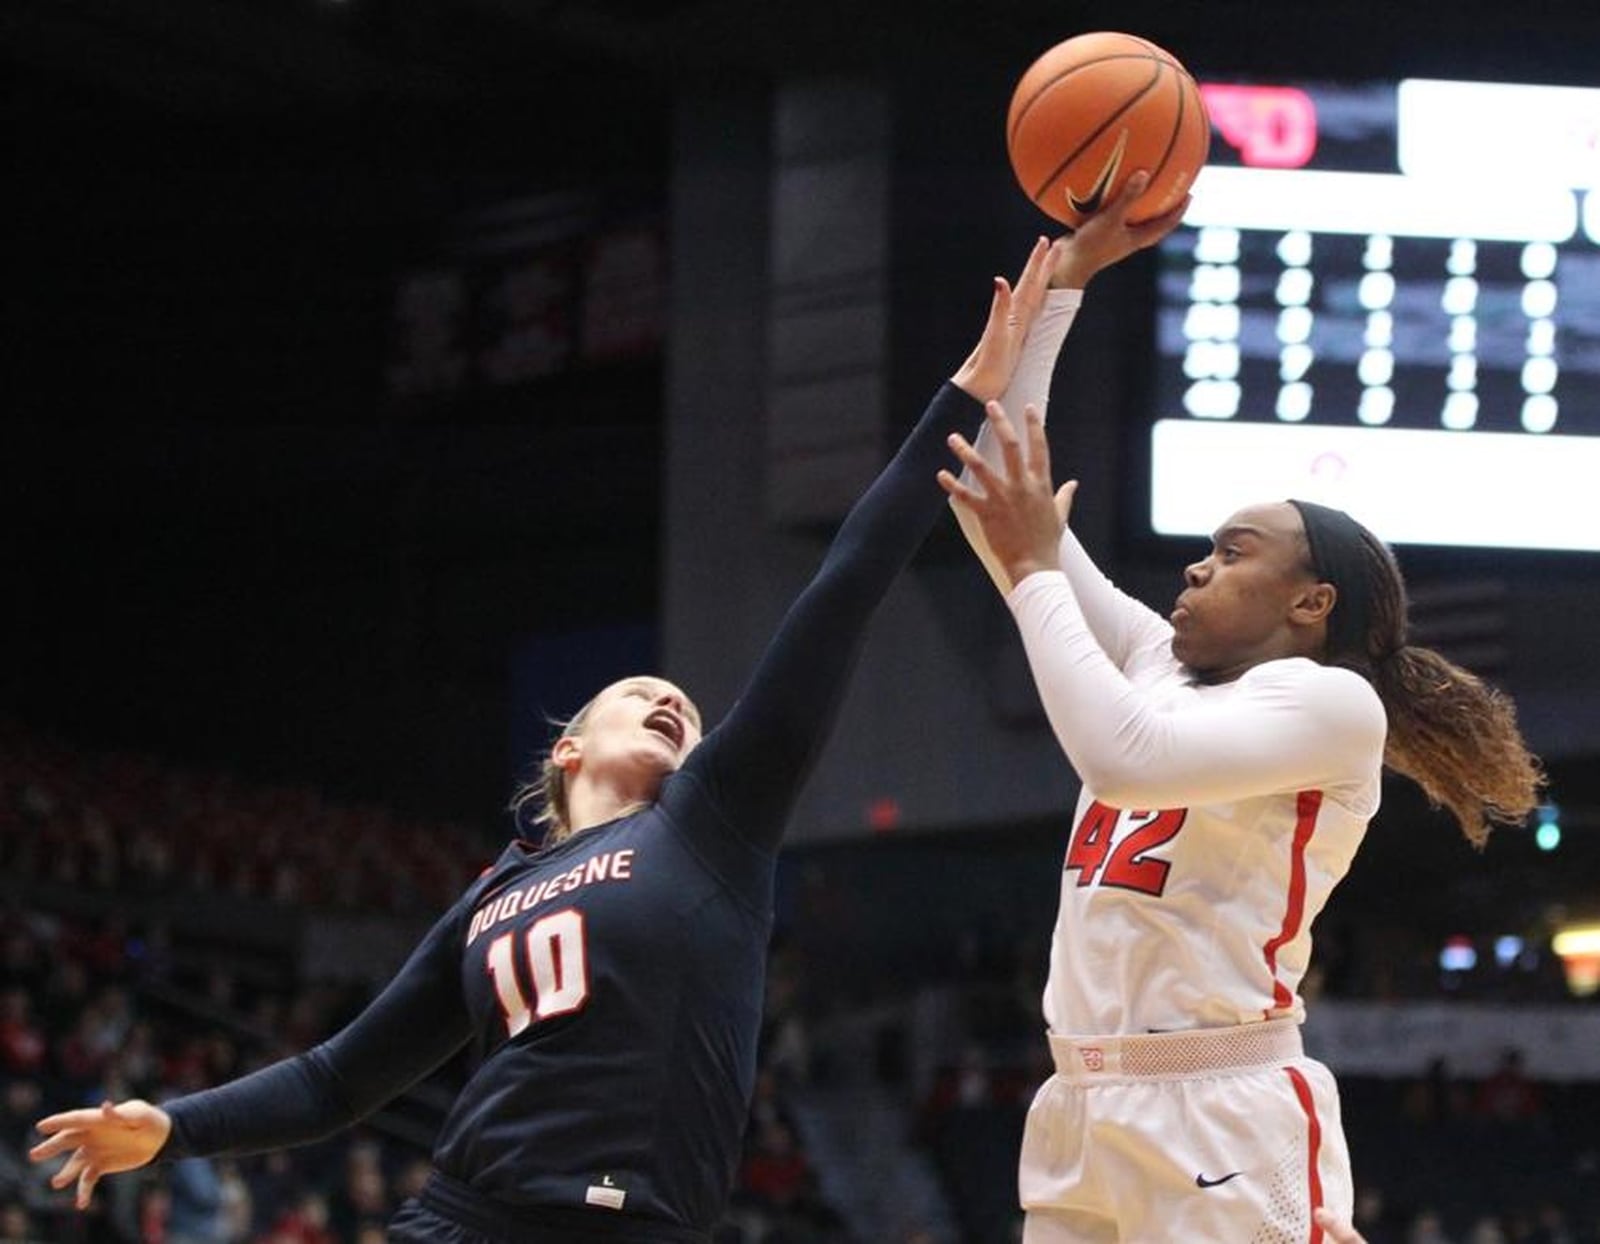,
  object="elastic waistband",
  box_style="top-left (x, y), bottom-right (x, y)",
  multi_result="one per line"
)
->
top-left (419, 1172), bottom-right (709, 1244)
top-left (1047, 1018), bottom-right (1303, 1083)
